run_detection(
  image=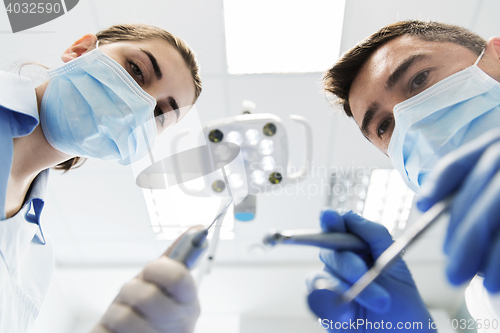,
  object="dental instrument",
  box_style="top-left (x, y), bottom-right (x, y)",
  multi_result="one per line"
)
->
top-left (263, 229), bottom-right (369, 254)
top-left (168, 197), bottom-right (233, 269)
